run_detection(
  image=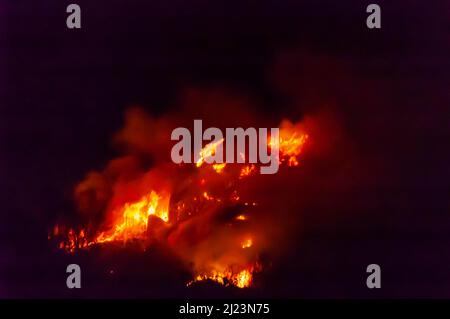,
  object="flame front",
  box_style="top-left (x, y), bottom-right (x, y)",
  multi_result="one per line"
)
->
top-left (196, 138), bottom-right (224, 168)
top-left (51, 115), bottom-right (309, 289)
top-left (277, 120), bottom-right (309, 166)
top-left (187, 266), bottom-right (257, 288)
top-left (94, 191), bottom-right (169, 244)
